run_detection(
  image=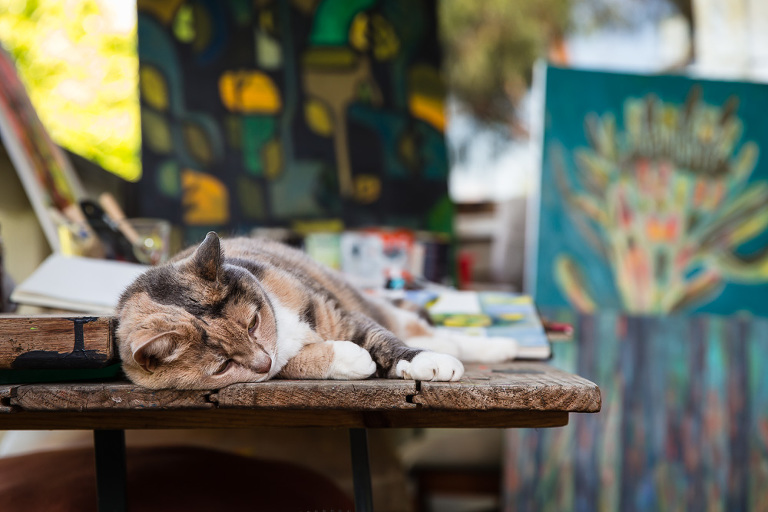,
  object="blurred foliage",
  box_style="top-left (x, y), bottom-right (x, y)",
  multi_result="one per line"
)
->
top-left (0, 0), bottom-right (140, 181)
top-left (439, 0), bottom-right (689, 125)
top-left (439, 0), bottom-right (571, 124)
